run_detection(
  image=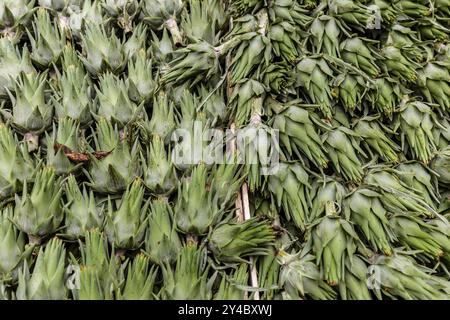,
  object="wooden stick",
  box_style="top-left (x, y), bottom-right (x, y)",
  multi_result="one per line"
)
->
top-left (241, 182), bottom-right (260, 300)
